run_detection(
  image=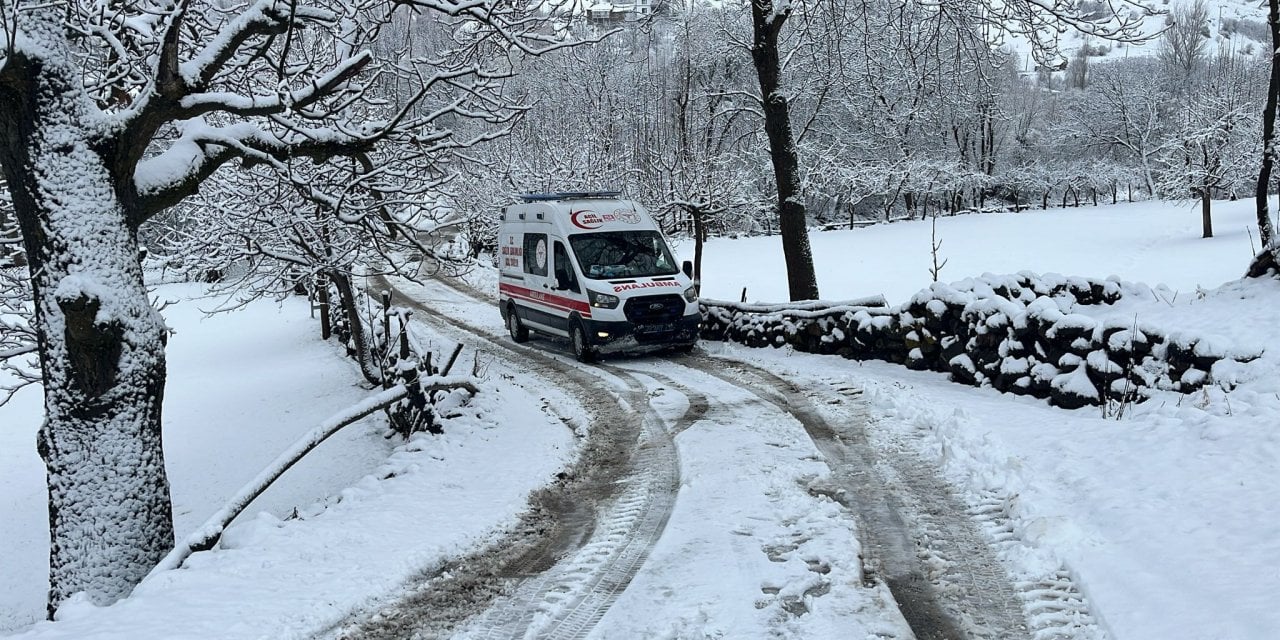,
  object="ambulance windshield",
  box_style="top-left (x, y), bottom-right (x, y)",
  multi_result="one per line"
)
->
top-left (569, 231), bottom-right (680, 279)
